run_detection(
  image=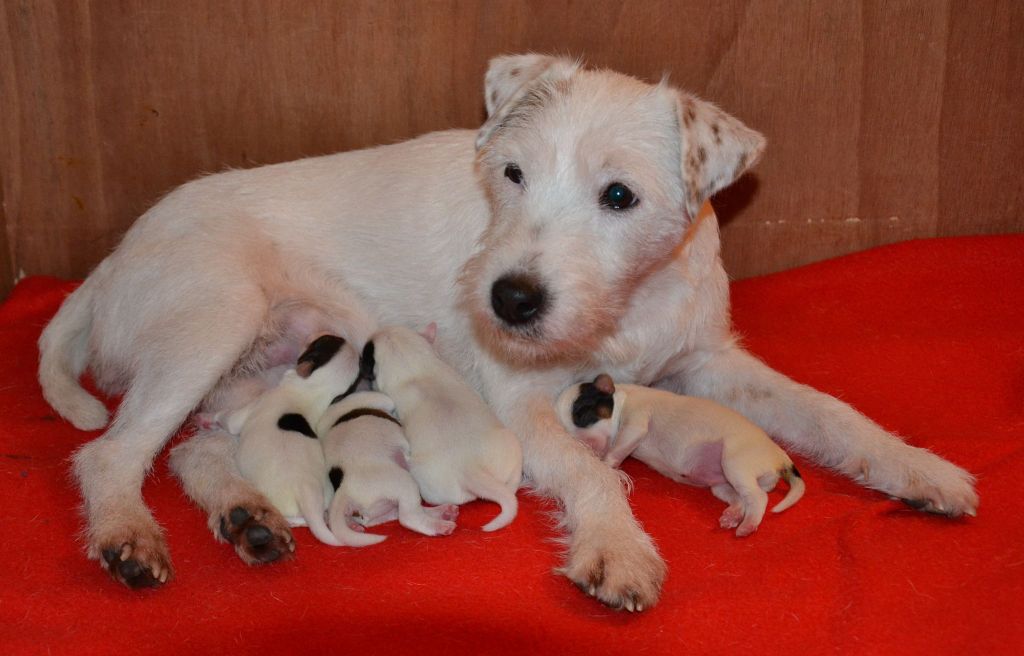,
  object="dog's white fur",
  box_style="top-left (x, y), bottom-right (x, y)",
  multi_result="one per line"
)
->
top-left (366, 325), bottom-right (522, 532)
top-left (316, 391), bottom-right (459, 544)
top-left (217, 340), bottom-right (364, 547)
top-left (556, 379), bottom-right (805, 536)
top-left (38, 54), bottom-right (977, 607)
